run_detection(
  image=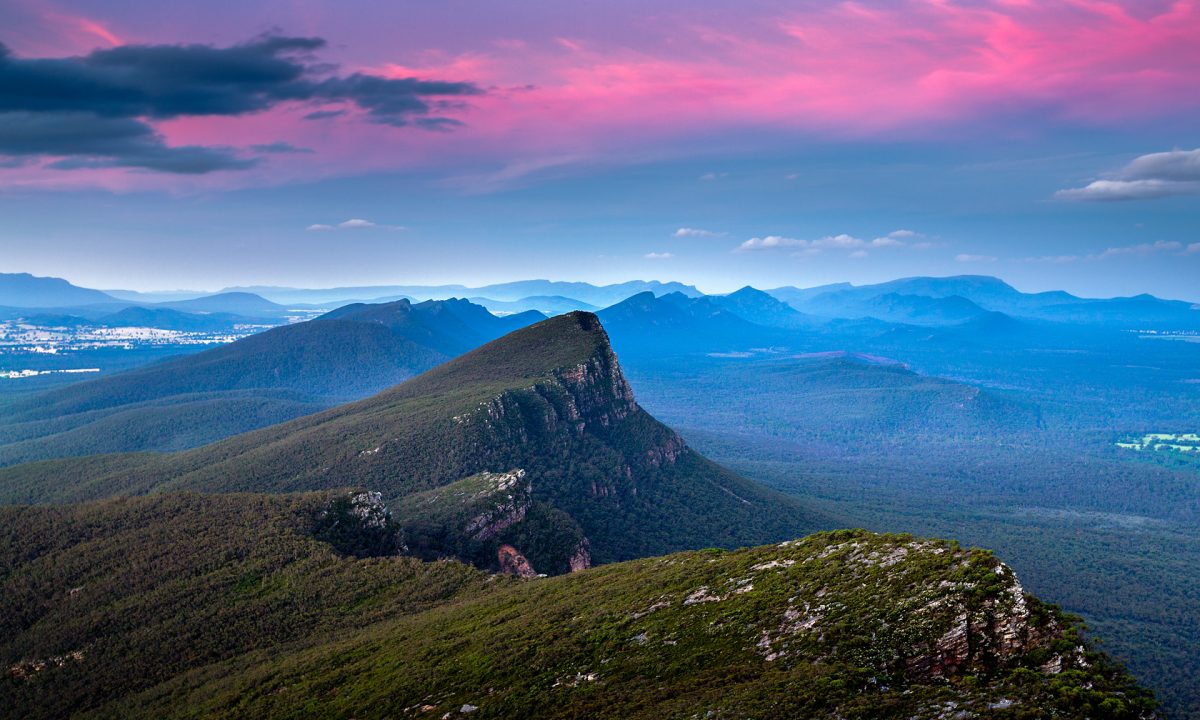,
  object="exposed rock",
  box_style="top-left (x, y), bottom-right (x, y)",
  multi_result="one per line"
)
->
top-left (497, 544), bottom-right (537, 578)
top-left (345, 491), bottom-right (390, 528)
top-left (462, 470), bottom-right (531, 541)
top-left (8, 650), bottom-right (85, 681)
top-left (568, 538), bottom-right (592, 572)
